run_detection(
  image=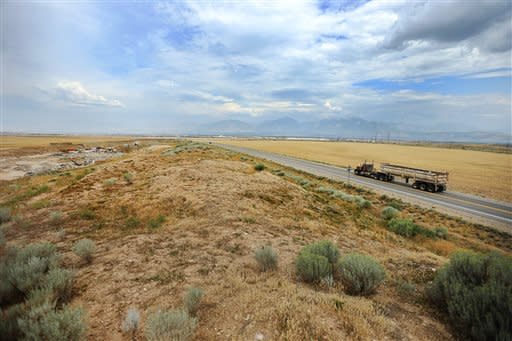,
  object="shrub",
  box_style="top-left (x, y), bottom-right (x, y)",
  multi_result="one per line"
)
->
top-left (123, 172), bottom-right (134, 184)
top-left (49, 211), bottom-right (62, 225)
top-left (428, 251), bottom-right (512, 340)
top-left (254, 163), bottom-right (265, 171)
top-left (79, 208), bottom-right (95, 220)
top-left (6, 243), bottom-right (60, 295)
top-left (296, 252), bottom-right (331, 283)
top-left (18, 302), bottom-right (86, 341)
top-left (56, 229), bottom-right (66, 241)
top-left (126, 216), bottom-right (141, 229)
top-left (44, 268), bottom-right (74, 304)
top-left (121, 307), bottom-right (140, 337)
top-left (103, 178), bottom-right (117, 186)
top-left (145, 309), bottom-right (197, 341)
top-left (254, 245), bottom-right (278, 271)
top-left (184, 287), bottom-right (204, 316)
top-left (387, 218), bottom-right (419, 237)
top-left (381, 206), bottom-right (399, 220)
top-left (301, 240), bottom-right (340, 265)
top-left (0, 207), bottom-right (12, 224)
top-left (148, 215), bottom-right (166, 229)
top-left (434, 227), bottom-right (448, 239)
top-left (337, 253), bottom-right (385, 296)
top-left (354, 196), bottom-right (372, 208)
top-left (0, 228), bottom-right (5, 248)
top-left (72, 239), bottom-right (96, 263)
top-left (388, 200), bottom-right (403, 210)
